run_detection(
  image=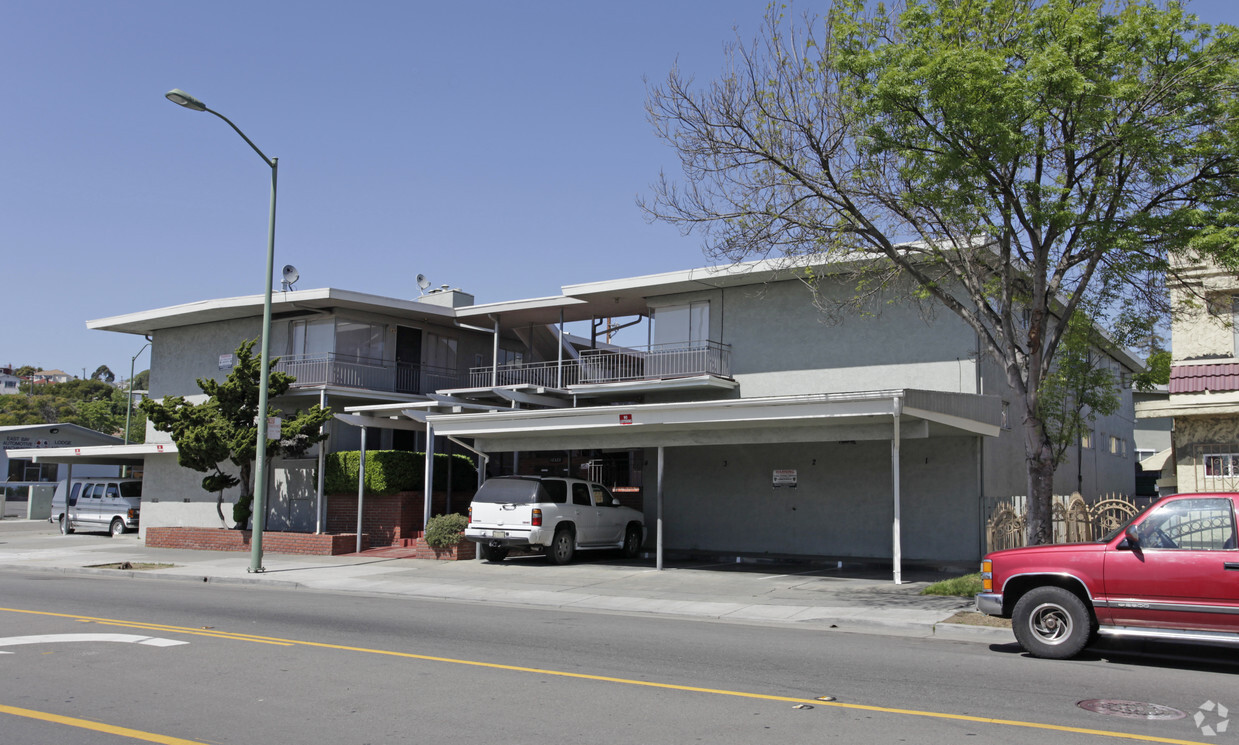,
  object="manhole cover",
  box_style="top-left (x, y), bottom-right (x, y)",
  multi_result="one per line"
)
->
top-left (1078, 700), bottom-right (1187, 720)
